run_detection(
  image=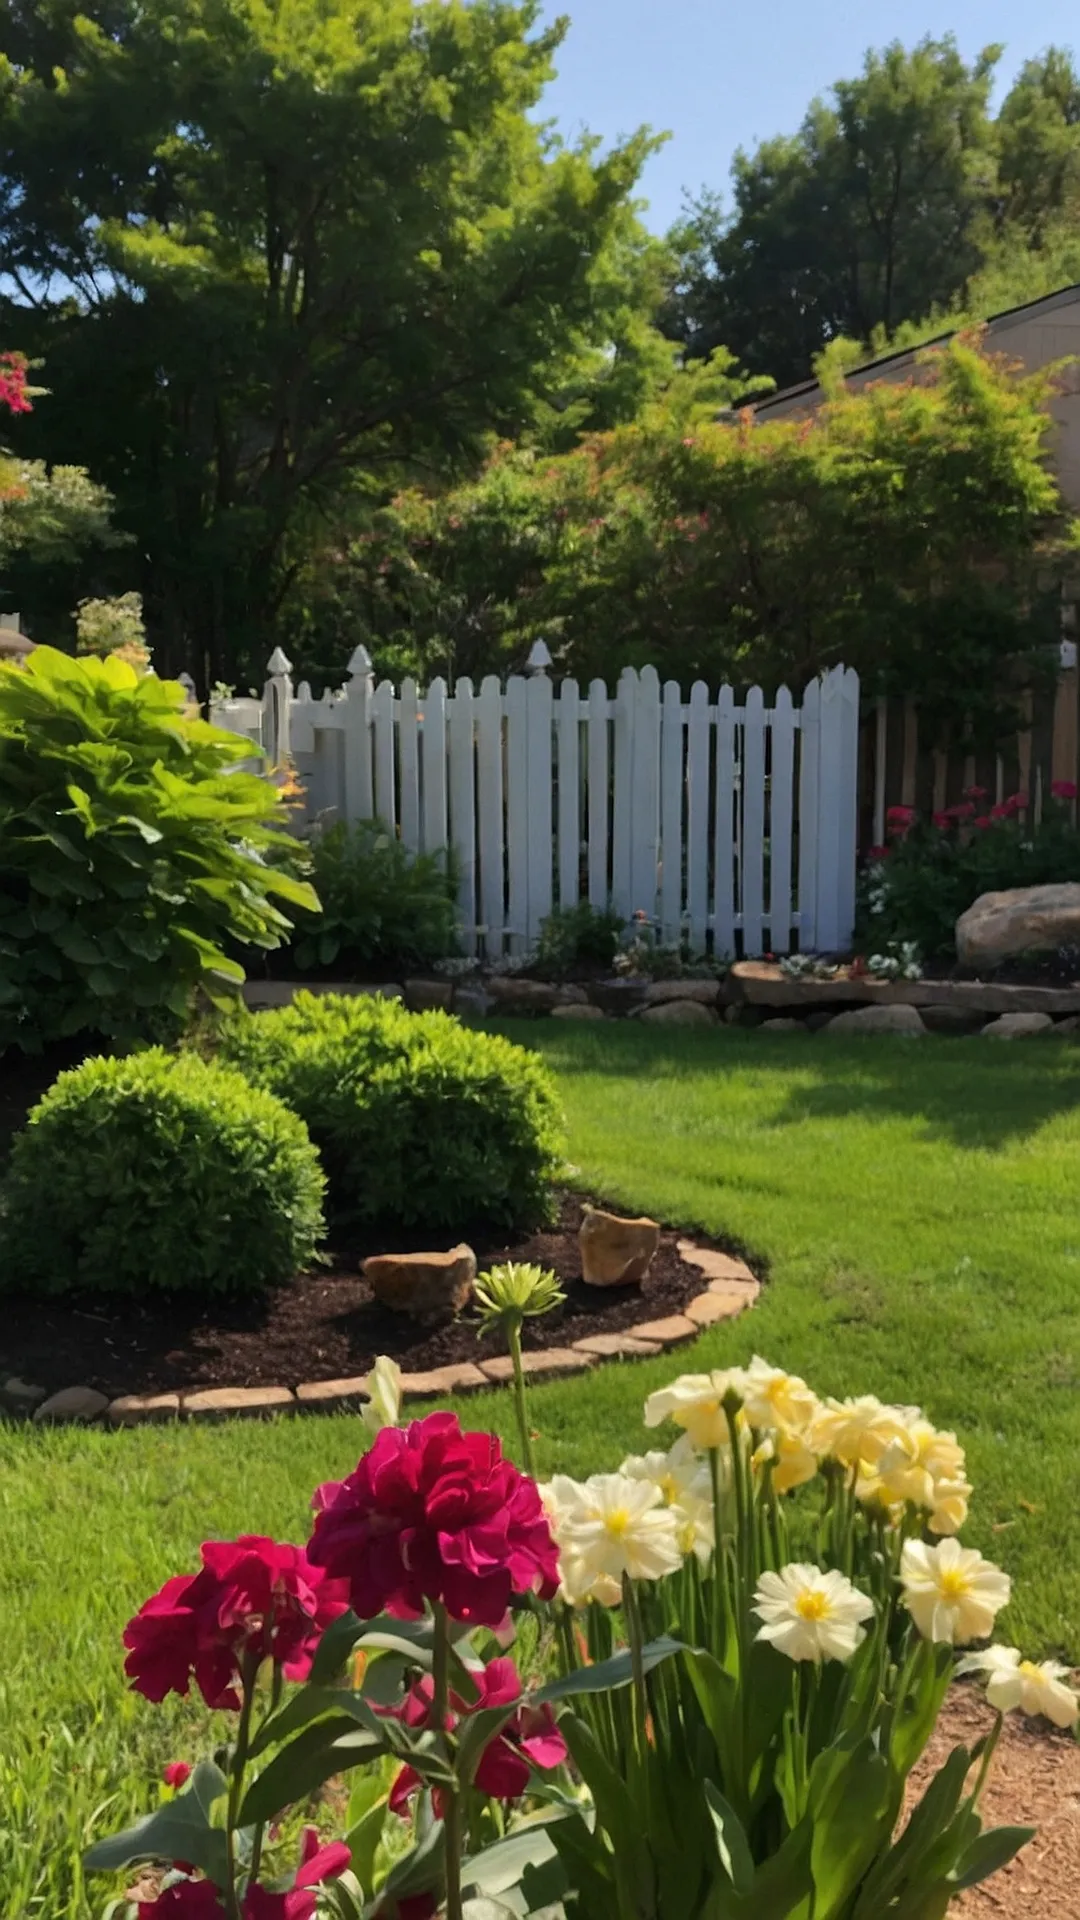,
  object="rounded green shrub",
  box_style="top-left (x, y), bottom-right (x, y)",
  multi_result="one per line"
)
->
top-left (0, 1049), bottom-right (326, 1296)
top-left (220, 992), bottom-right (565, 1231)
